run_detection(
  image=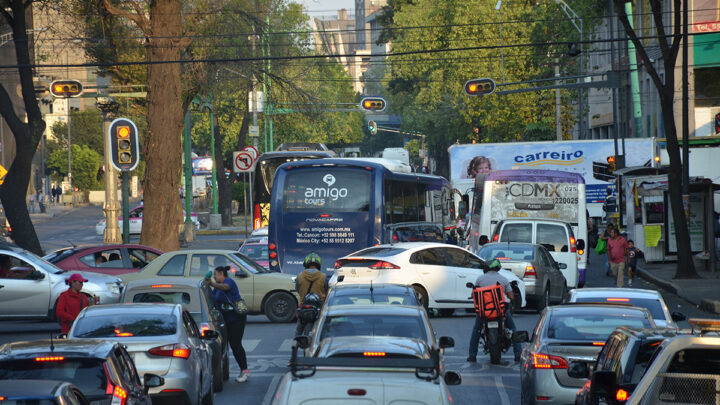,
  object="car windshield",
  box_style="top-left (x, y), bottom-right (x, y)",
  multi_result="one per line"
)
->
top-left (0, 358), bottom-right (107, 397)
top-left (327, 290), bottom-right (417, 306)
top-left (232, 253), bottom-right (270, 273)
top-left (72, 314), bottom-right (177, 338)
top-left (21, 250), bottom-right (67, 274)
top-left (573, 297), bottom-right (667, 321)
top-left (547, 312), bottom-right (651, 341)
top-left (320, 314), bottom-right (427, 341)
top-left (478, 245), bottom-right (535, 261)
top-left (43, 248), bottom-right (76, 263)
